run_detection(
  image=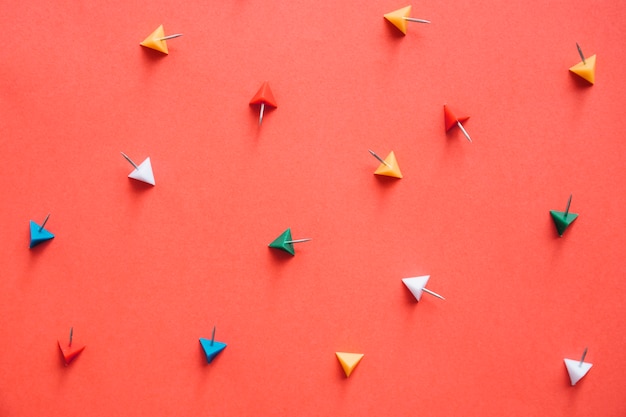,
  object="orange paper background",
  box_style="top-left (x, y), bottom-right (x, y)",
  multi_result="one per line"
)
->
top-left (1, 0), bottom-right (625, 416)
